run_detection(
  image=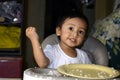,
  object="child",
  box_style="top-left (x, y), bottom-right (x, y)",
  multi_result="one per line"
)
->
top-left (26, 10), bottom-right (91, 69)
